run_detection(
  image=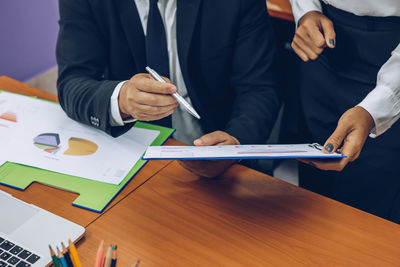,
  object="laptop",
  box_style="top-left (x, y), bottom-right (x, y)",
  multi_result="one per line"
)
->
top-left (0, 190), bottom-right (85, 266)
